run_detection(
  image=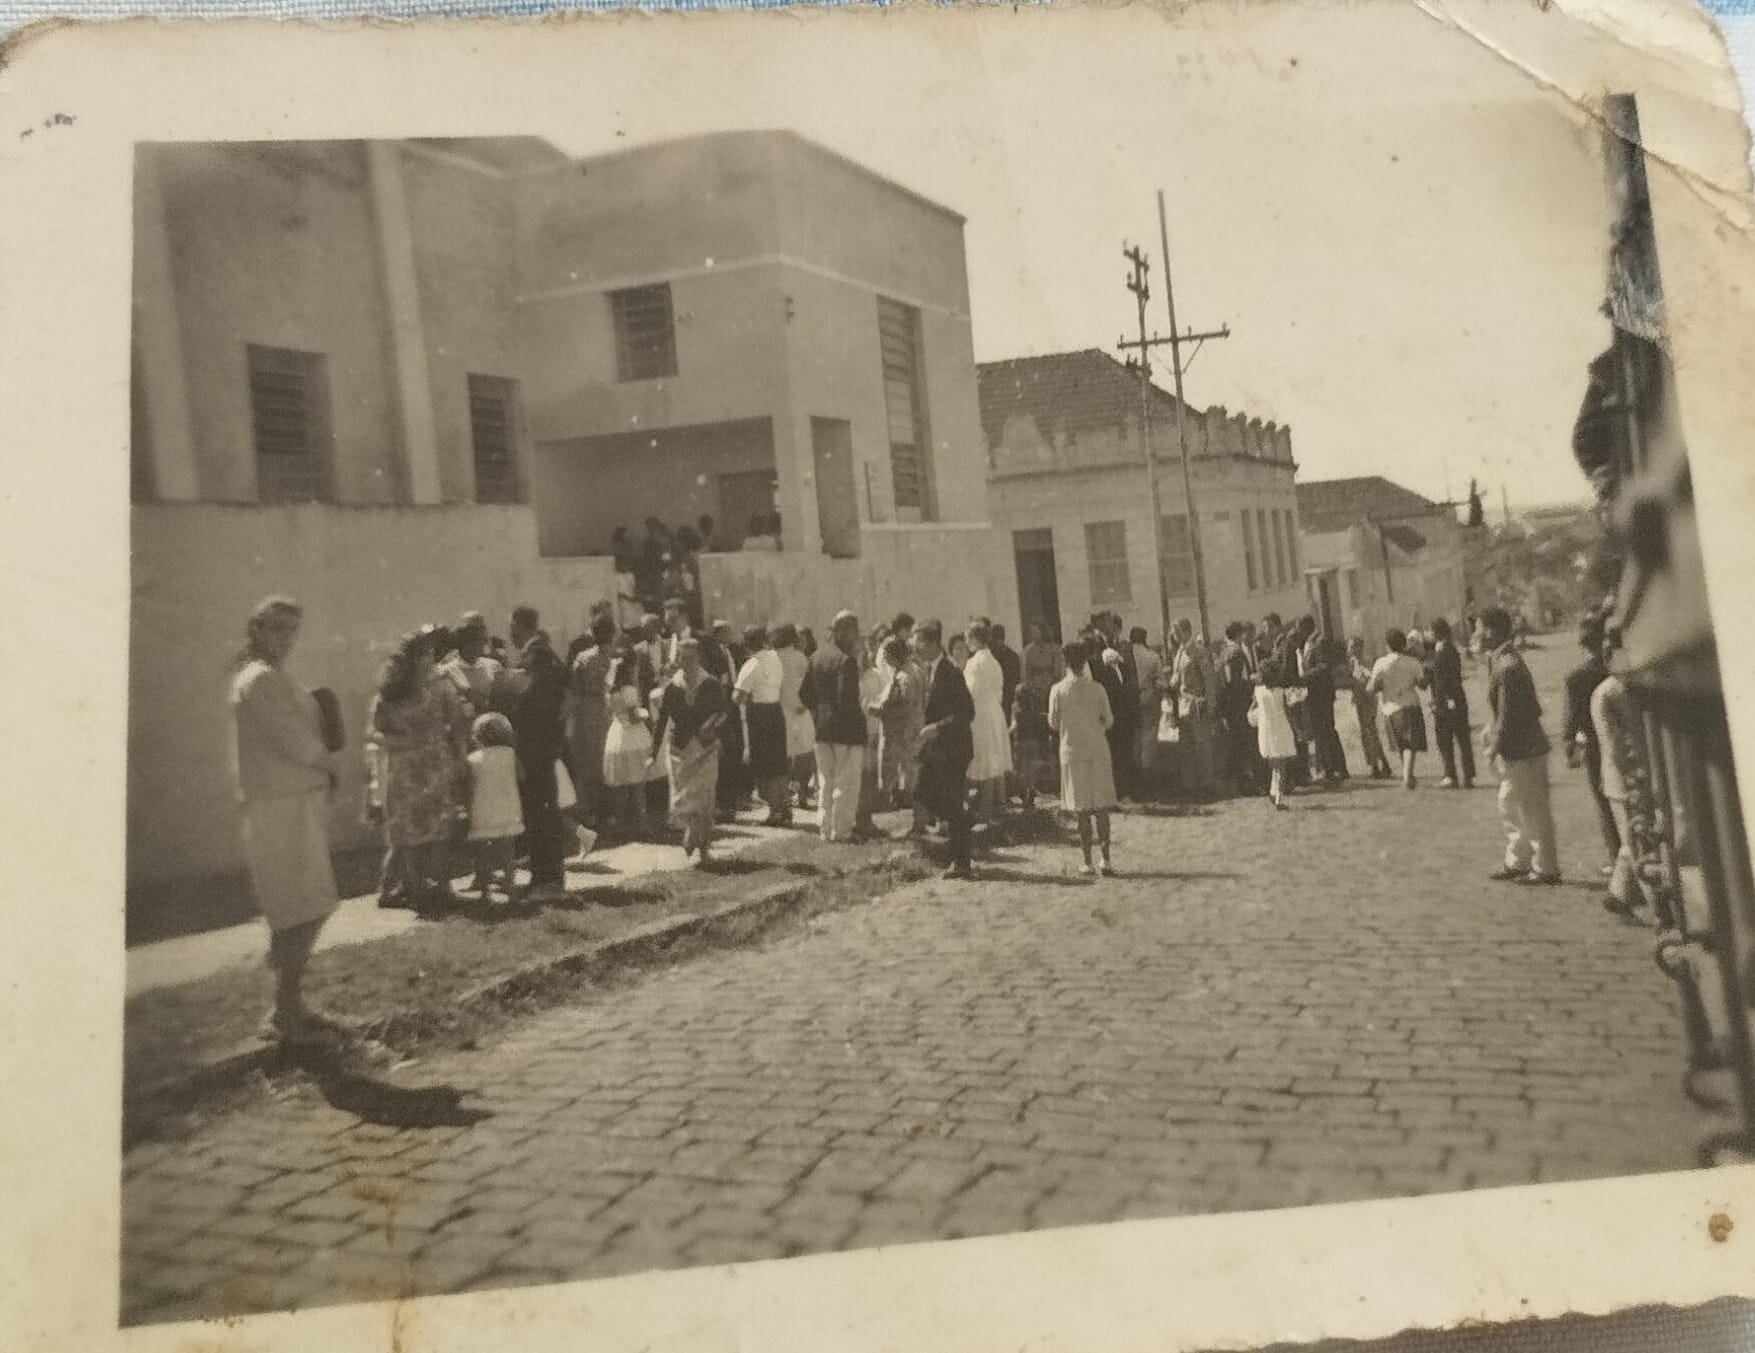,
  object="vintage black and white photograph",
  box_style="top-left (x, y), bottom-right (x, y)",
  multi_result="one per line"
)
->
top-left (91, 0), bottom-right (1755, 1335)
